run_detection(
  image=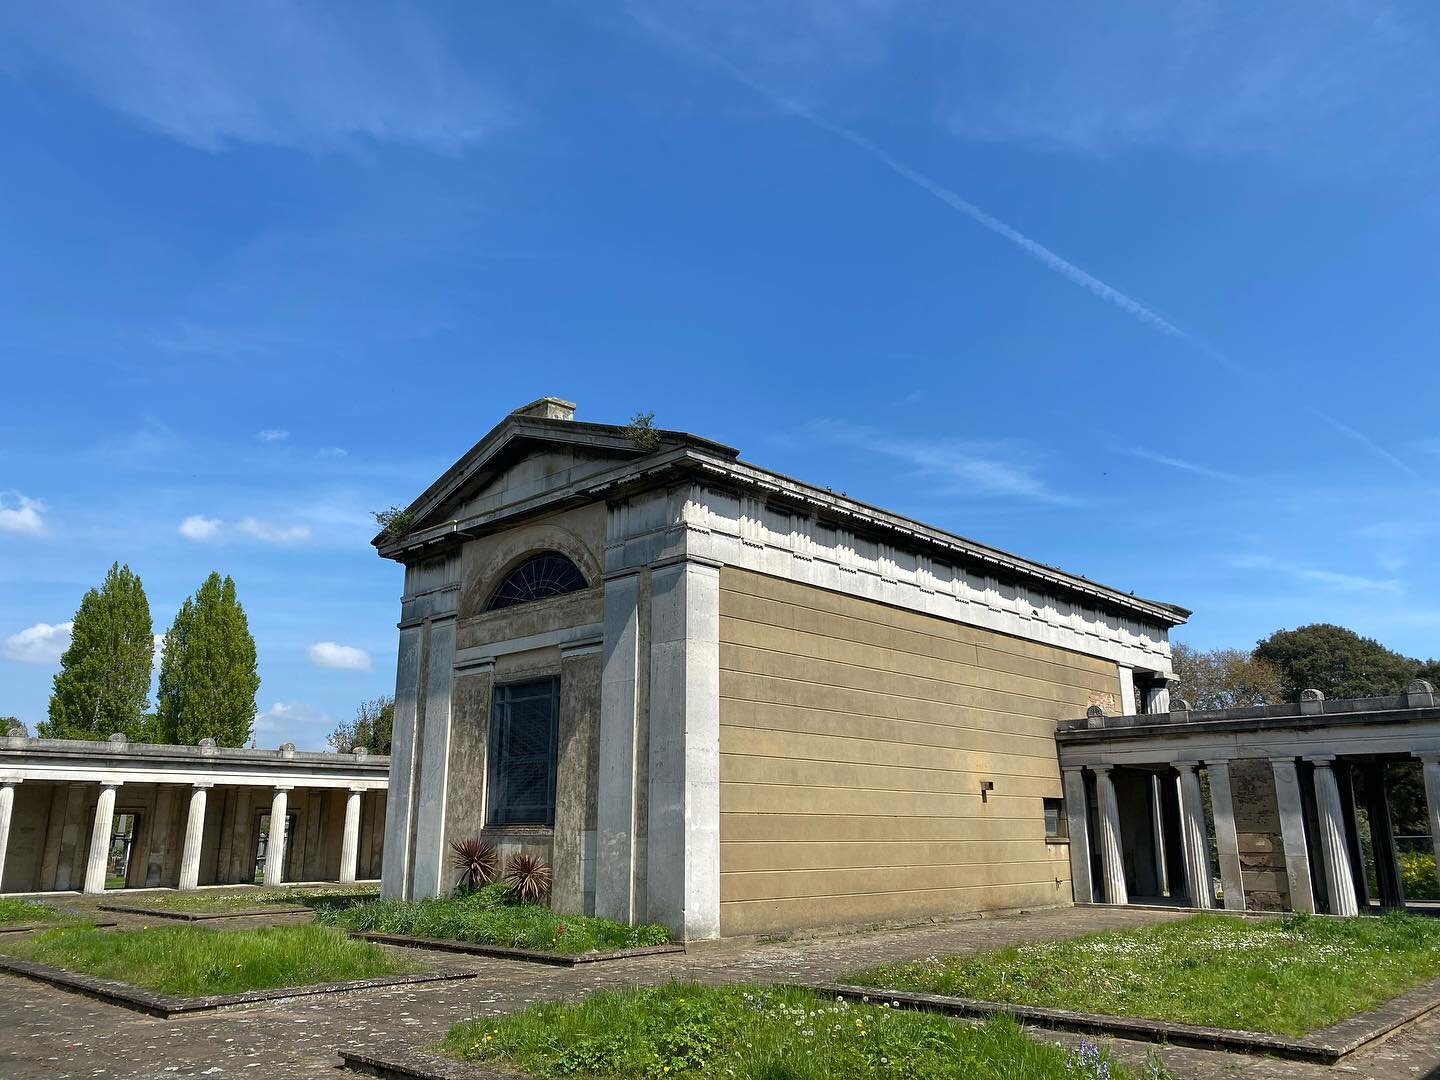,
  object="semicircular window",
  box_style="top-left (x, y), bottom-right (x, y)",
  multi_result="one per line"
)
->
top-left (485, 552), bottom-right (588, 611)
